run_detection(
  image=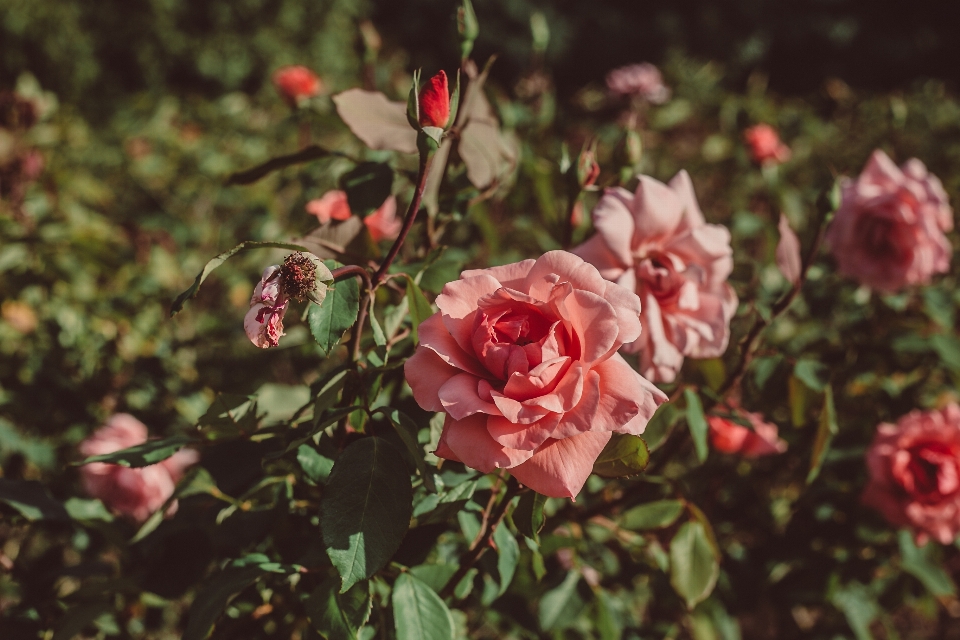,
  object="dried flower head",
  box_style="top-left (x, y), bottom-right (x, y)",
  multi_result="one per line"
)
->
top-left (279, 252), bottom-right (319, 302)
